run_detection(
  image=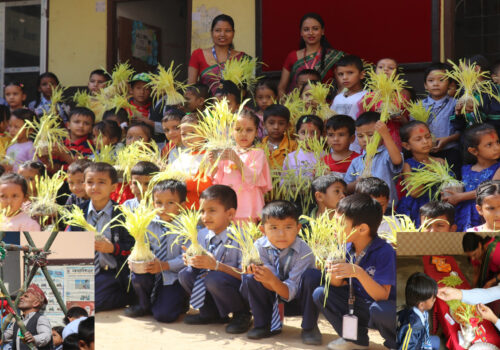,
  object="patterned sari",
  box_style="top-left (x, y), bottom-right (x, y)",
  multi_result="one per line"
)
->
top-left (200, 51), bottom-right (246, 95)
